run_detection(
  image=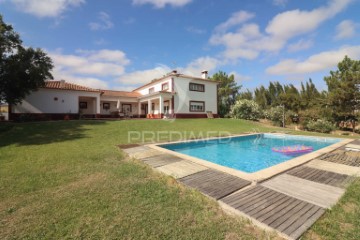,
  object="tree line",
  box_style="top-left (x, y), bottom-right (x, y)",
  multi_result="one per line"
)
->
top-left (211, 56), bottom-right (360, 132)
